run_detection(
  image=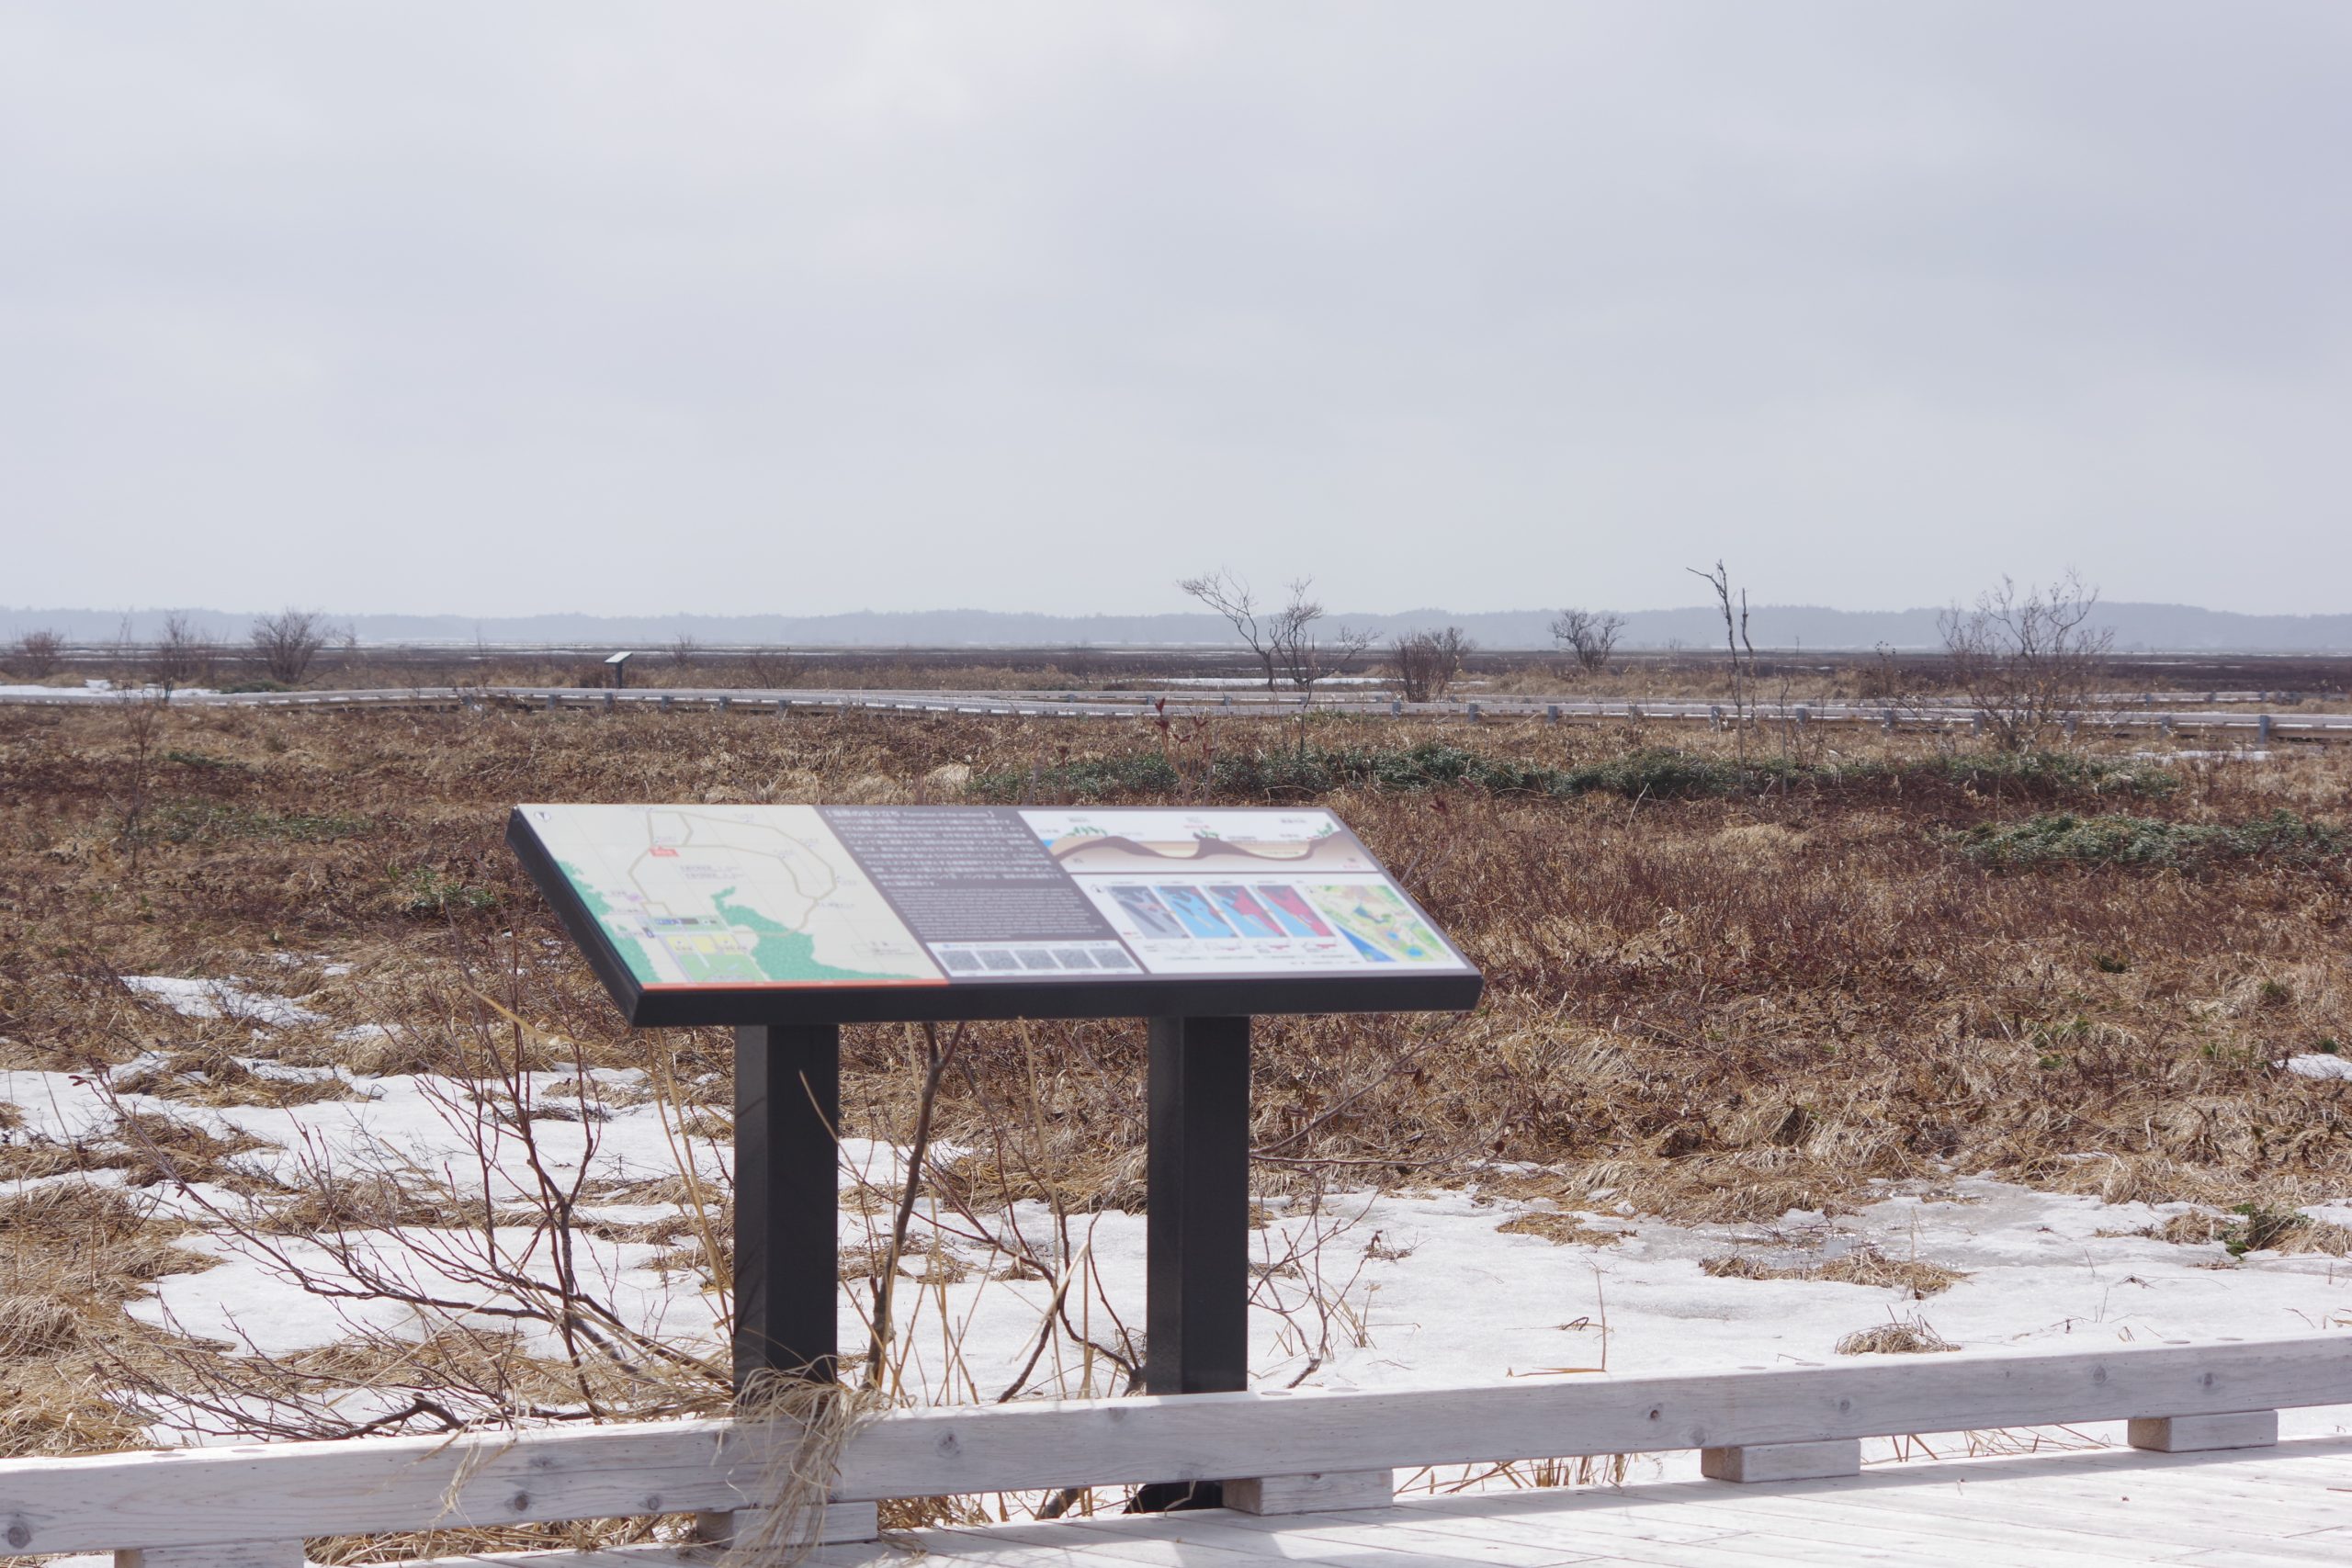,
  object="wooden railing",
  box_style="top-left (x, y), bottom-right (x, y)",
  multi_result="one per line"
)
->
top-left (5, 1335), bottom-right (2346, 1565)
